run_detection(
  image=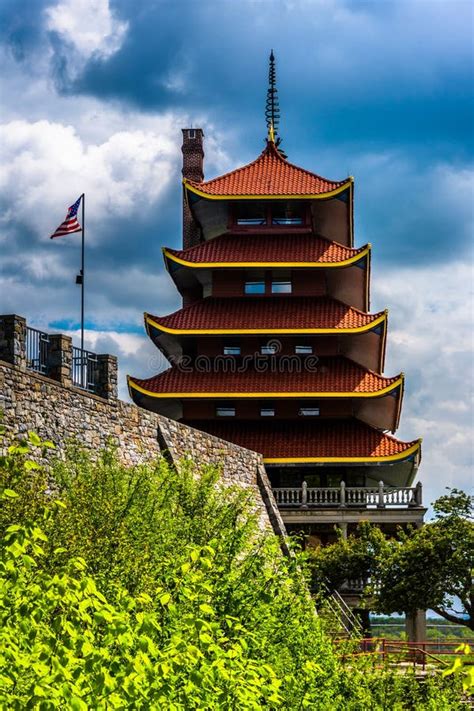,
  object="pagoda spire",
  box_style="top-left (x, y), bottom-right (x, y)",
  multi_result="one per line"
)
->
top-left (265, 50), bottom-right (281, 146)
